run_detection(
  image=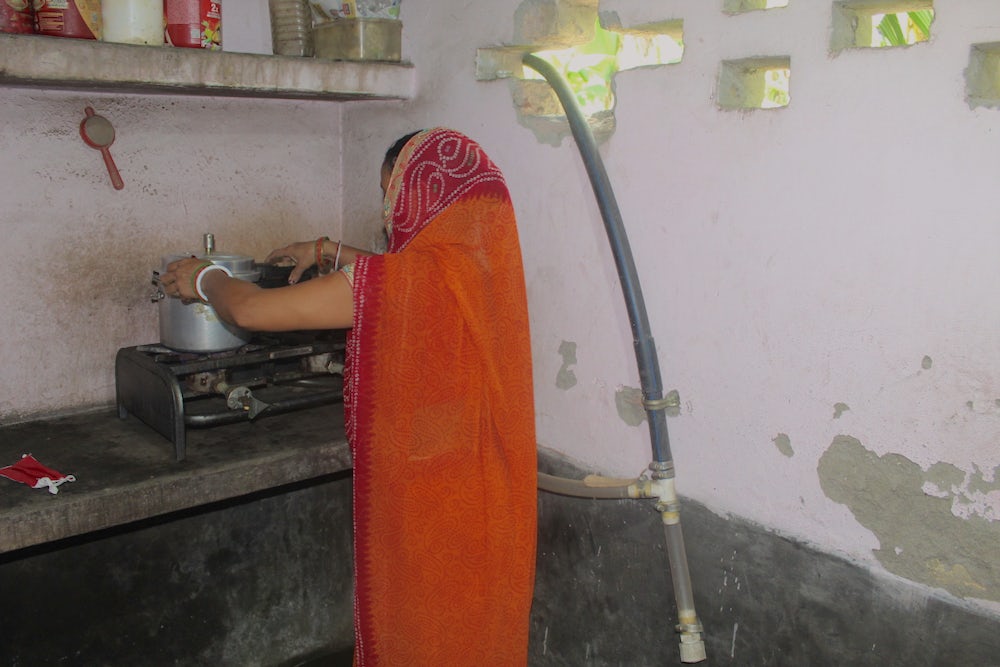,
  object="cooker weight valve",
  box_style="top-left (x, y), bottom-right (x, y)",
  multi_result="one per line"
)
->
top-left (225, 386), bottom-right (270, 420)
